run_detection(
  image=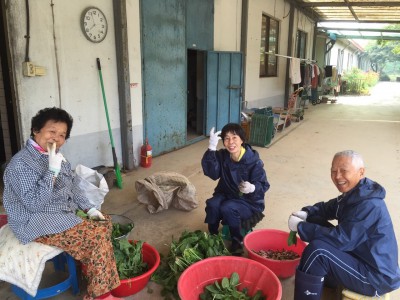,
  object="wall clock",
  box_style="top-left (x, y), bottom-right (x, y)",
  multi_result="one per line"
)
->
top-left (81, 7), bottom-right (108, 43)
